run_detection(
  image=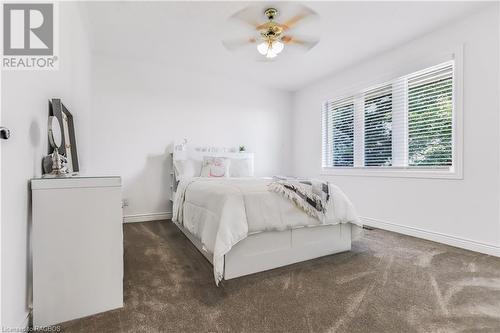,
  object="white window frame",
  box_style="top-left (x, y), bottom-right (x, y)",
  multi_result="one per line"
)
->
top-left (321, 47), bottom-right (463, 179)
